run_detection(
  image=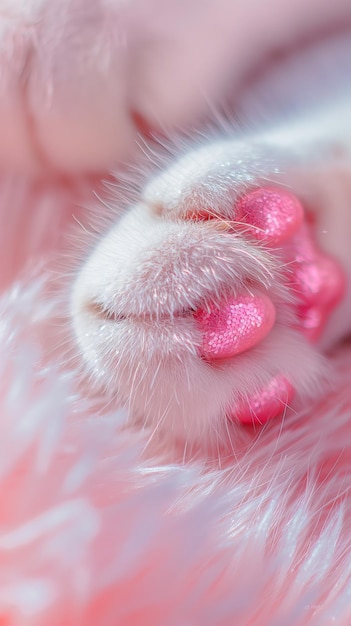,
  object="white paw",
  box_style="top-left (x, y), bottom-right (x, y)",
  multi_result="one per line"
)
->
top-left (71, 137), bottom-right (344, 446)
